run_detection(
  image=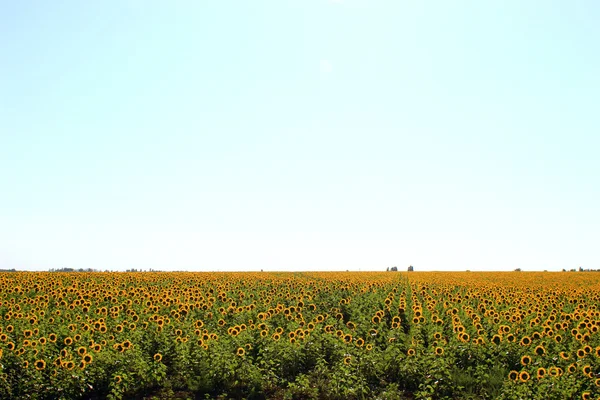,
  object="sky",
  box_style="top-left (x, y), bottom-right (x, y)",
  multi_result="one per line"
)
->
top-left (1, 0), bottom-right (599, 272)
